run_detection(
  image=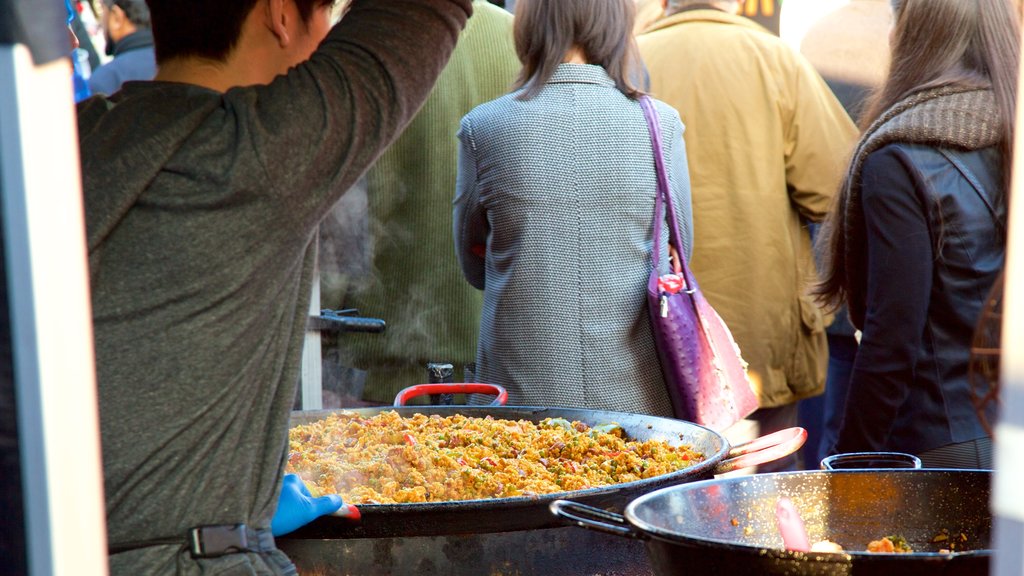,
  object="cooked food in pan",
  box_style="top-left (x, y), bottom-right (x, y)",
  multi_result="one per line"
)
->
top-left (932, 528), bottom-right (969, 552)
top-left (811, 534), bottom-right (936, 554)
top-left (867, 535), bottom-right (913, 553)
top-left (809, 540), bottom-right (844, 553)
top-left (287, 411), bottom-right (704, 504)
